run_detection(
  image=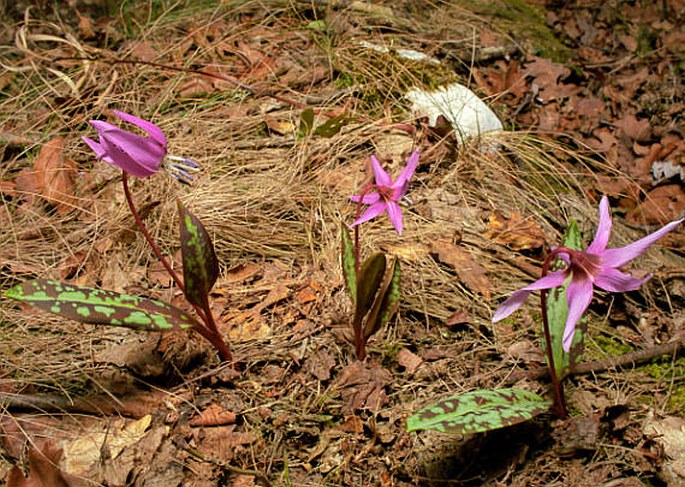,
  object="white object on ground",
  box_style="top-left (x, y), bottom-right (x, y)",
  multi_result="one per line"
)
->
top-left (405, 83), bottom-right (503, 143)
top-left (358, 40), bottom-right (441, 65)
